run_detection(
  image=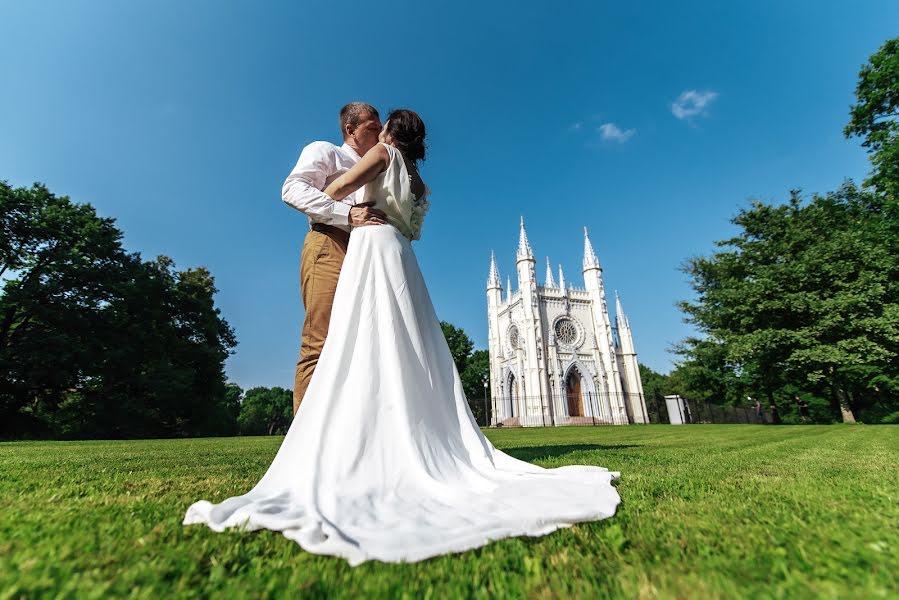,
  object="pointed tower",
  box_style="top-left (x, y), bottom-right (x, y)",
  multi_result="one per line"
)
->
top-left (517, 216), bottom-right (534, 260)
top-left (583, 226), bottom-right (601, 271)
top-left (488, 250), bottom-right (501, 289)
top-left (515, 217), bottom-right (542, 417)
top-left (614, 291), bottom-right (648, 423)
top-left (486, 251), bottom-right (504, 424)
top-left (506, 276), bottom-right (512, 304)
top-left (582, 227), bottom-right (628, 421)
top-left (557, 263), bottom-right (566, 291)
top-left (545, 257), bottom-right (556, 288)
